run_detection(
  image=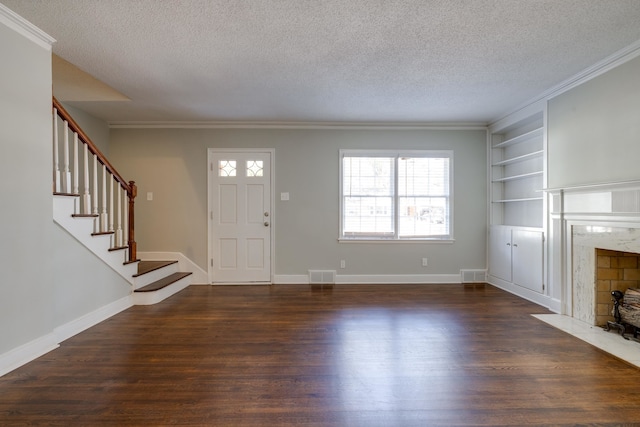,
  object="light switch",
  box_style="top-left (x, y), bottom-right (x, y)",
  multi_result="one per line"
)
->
top-left (147, 192), bottom-right (153, 201)
top-left (280, 192), bottom-right (290, 201)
